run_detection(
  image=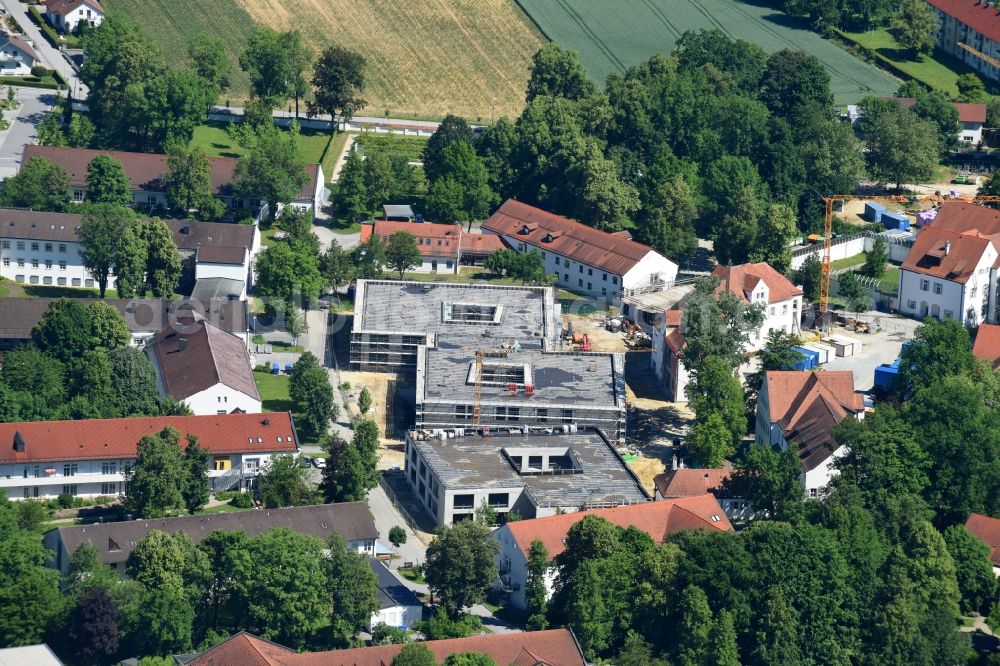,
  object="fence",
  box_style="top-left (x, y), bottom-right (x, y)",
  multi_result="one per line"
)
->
top-left (790, 232), bottom-right (914, 271)
top-left (378, 471), bottom-right (427, 535)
